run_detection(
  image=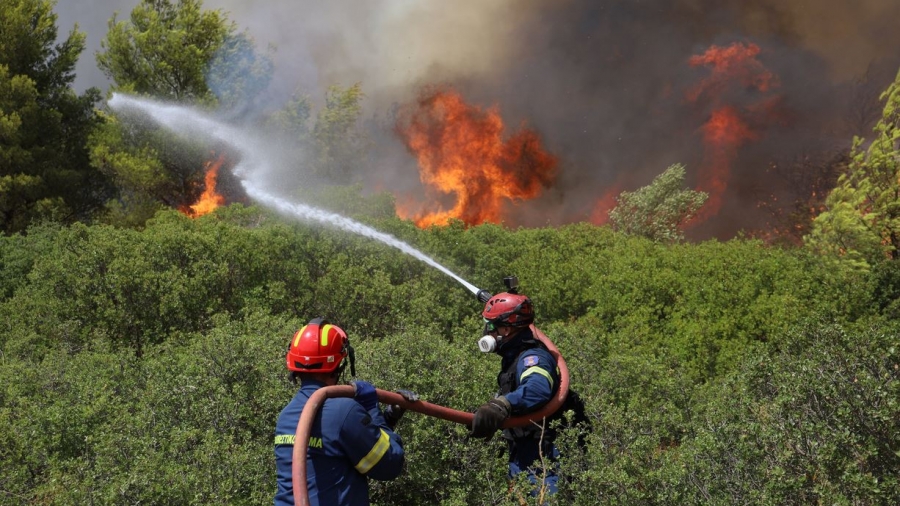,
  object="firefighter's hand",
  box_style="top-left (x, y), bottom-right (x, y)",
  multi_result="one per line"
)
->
top-left (396, 389), bottom-right (419, 402)
top-left (384, 389), bottom-right (419, 429)
top-left (351, 380), bottom-right (378, 411)
top-left (383, 405), bottom-right (404, 429)
top-left (470, 396), bottom-right (511, 439)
